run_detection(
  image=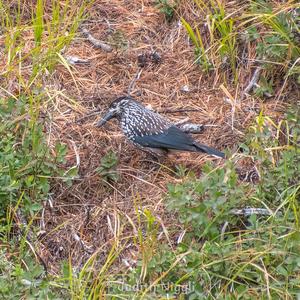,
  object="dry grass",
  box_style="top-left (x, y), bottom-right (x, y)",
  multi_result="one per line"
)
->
top-left (2, 0), bottom-right (297, 276)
